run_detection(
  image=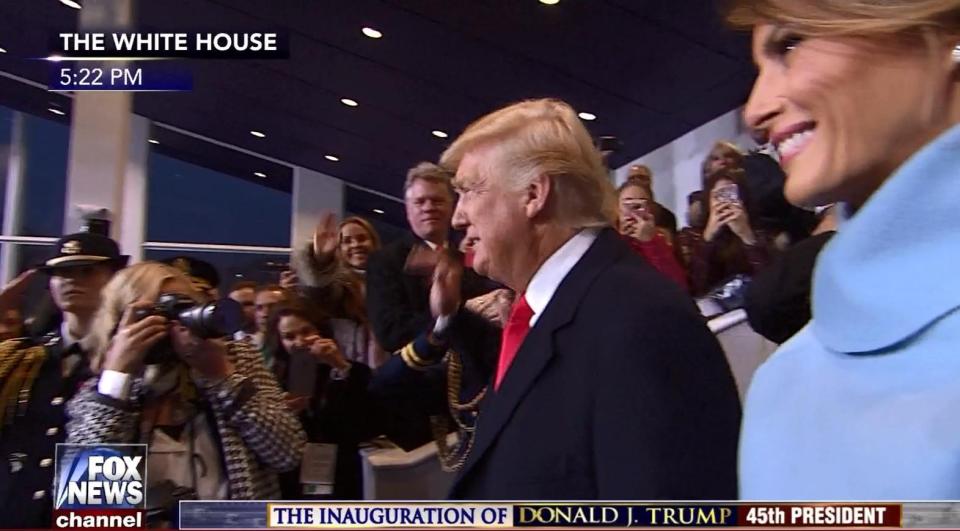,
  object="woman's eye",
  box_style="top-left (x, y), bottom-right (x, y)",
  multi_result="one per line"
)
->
top-left (770, 32), bottom-right (804, 58)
